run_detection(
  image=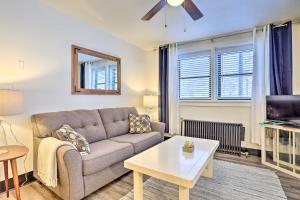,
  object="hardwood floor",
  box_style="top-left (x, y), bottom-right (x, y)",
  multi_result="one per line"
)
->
top-left (1, 153), bottom-right (299, 200)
